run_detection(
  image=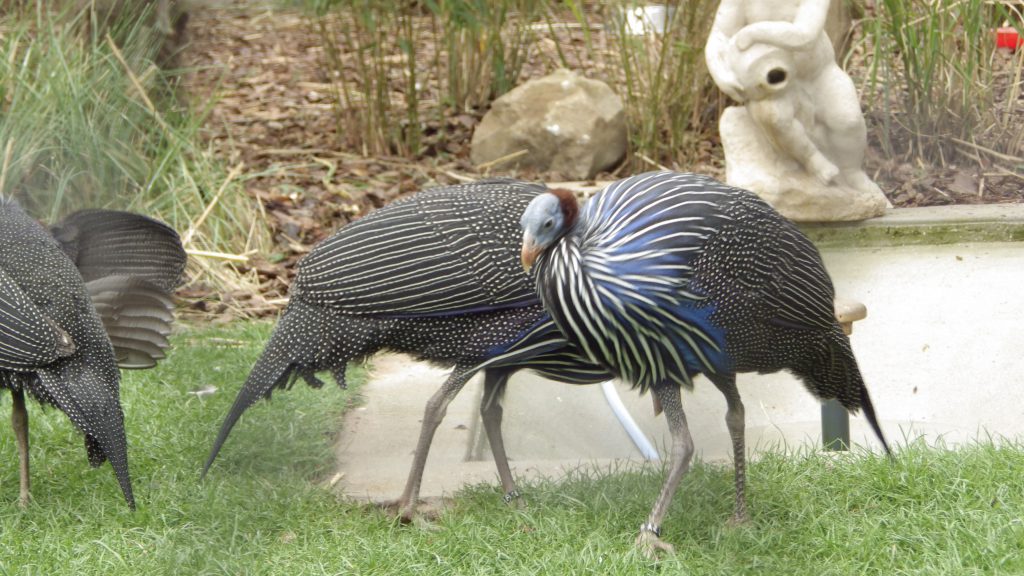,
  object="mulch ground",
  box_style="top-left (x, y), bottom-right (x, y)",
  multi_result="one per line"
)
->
top-left (177, 0), bottom-right (1023, 315)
